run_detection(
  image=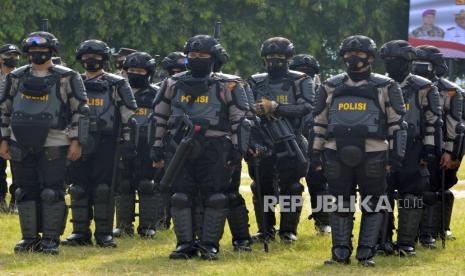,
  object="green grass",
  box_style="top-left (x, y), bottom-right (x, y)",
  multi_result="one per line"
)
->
top-left (1, 165), bottom-right (465, 275)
